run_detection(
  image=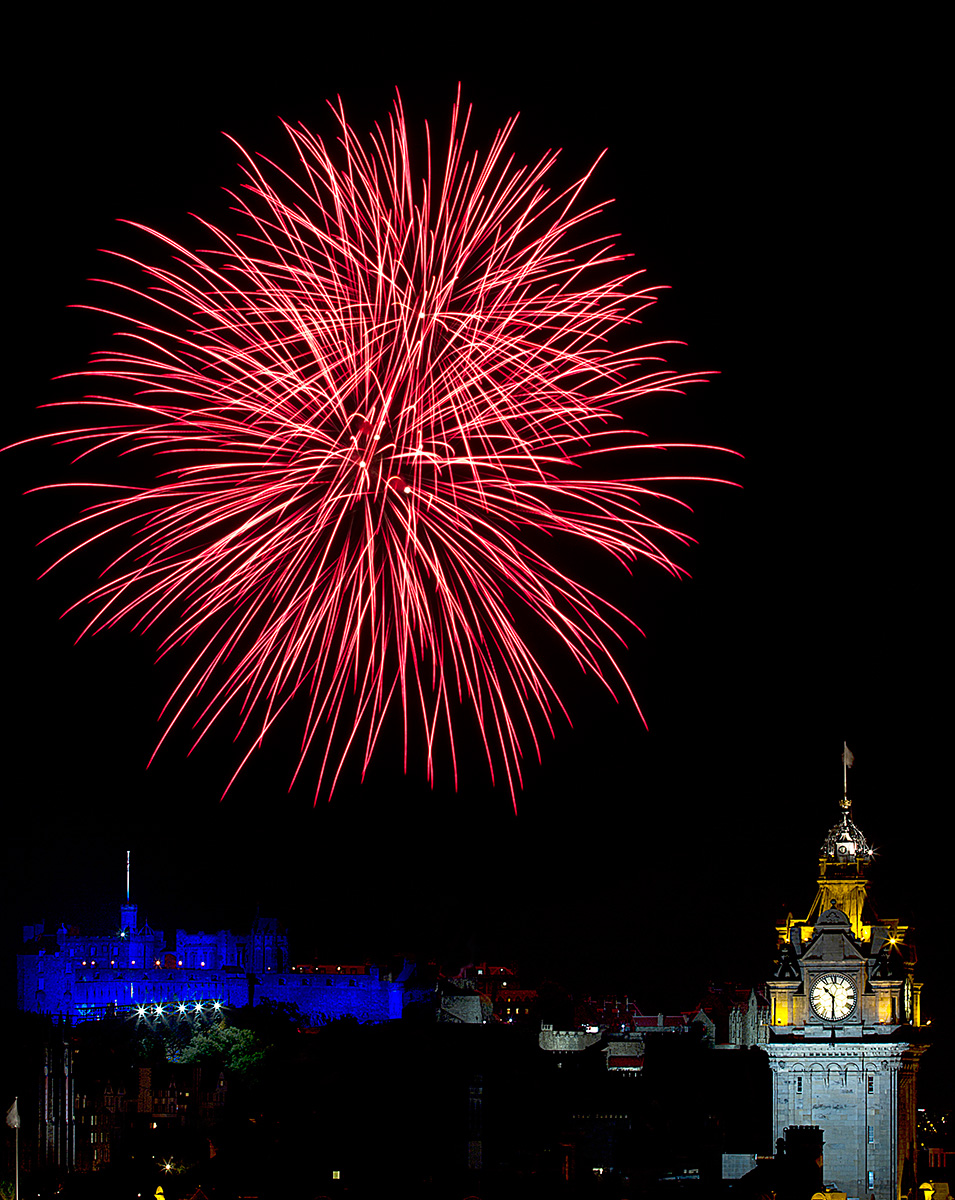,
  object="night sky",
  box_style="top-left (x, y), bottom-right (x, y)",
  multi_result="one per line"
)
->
top-left (4, 17), bottom-right (948, 1084)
